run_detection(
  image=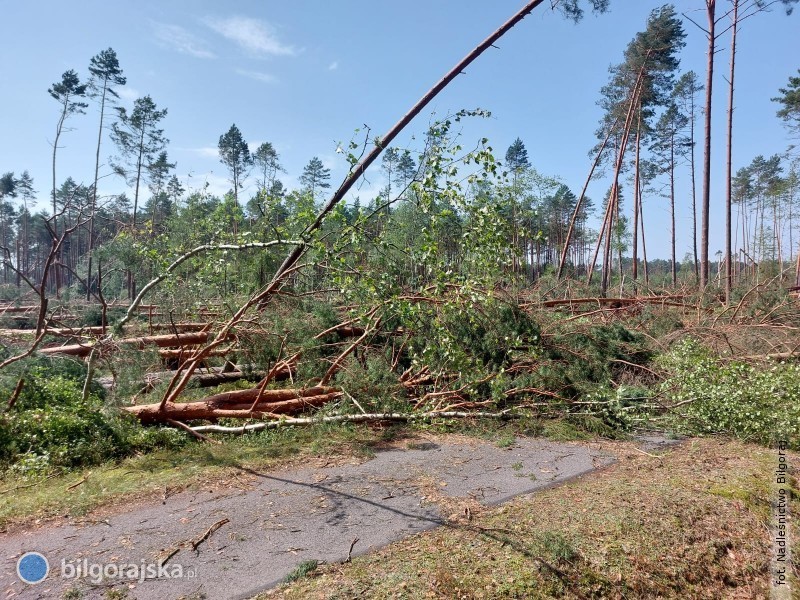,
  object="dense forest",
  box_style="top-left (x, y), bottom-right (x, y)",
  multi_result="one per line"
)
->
top-left (1, 0), bottom-right (799, 471)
